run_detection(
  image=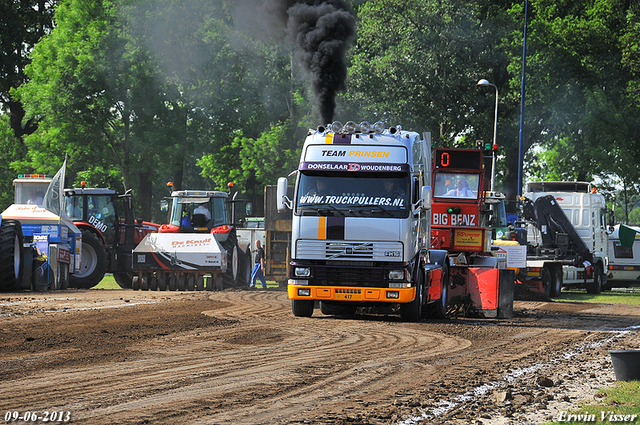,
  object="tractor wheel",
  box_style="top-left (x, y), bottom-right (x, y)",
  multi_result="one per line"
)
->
top-left (168, 274), bottom-right (177, 291)
top-left (425, 265), bottom-right (449, 319)
top-left (587, 263), bottom-right (604, 294)
top-left (113, 272), bottom-right (134, 289)
top-left (292, 299), bottom-right (314, 317)
top-left (69, 230), bottom-right (107, 289)
top-left (400, 280), bottom-right (423, 322)
top-left (196, 275), bottom-right (205, 291)
top-left (158, 273), bottom-right (168, 291)
top-left (186, 274), bottom-right (195, 291)
top-left (220, 231), bottom-right (240, 288)
top-left (149, 273), bottom-right (158, 291)
top-left (541, 266), bottom-right (553, 298)
top-left (0, 219), bottom-right (24, 292)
